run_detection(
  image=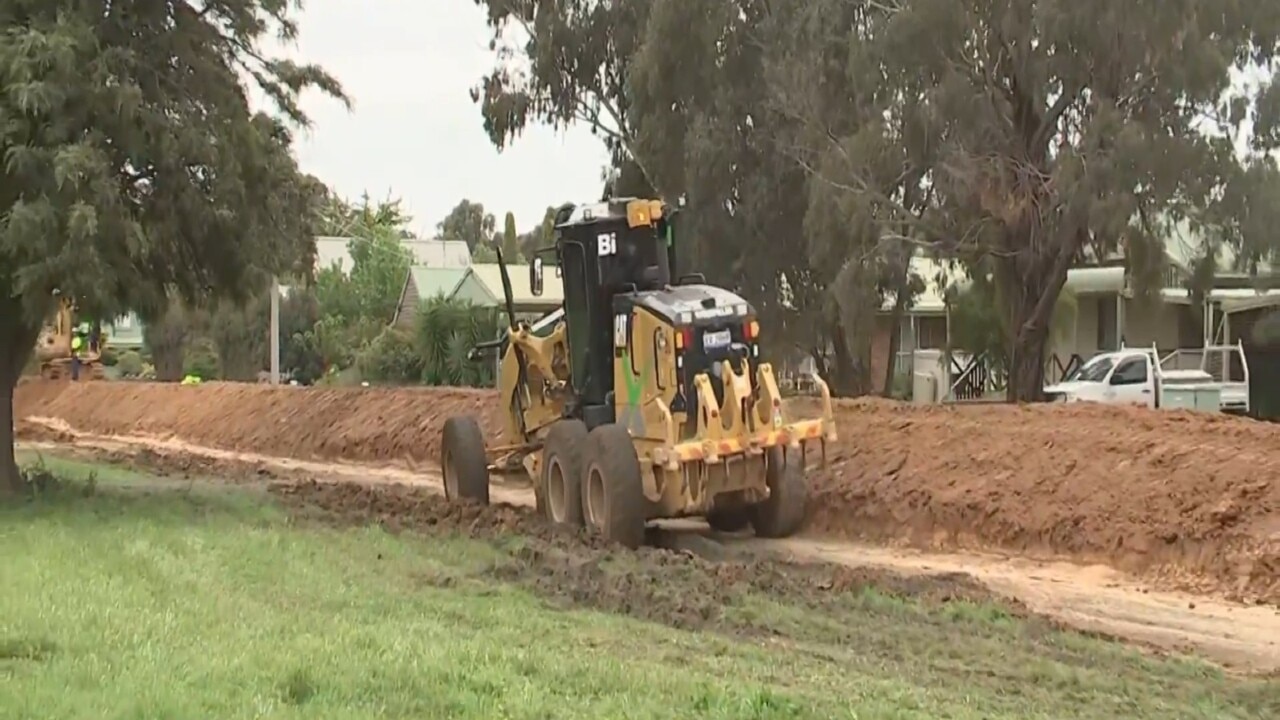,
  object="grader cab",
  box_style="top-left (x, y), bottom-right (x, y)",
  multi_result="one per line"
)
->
top-left (440, 198), bottom-right (835, 548)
